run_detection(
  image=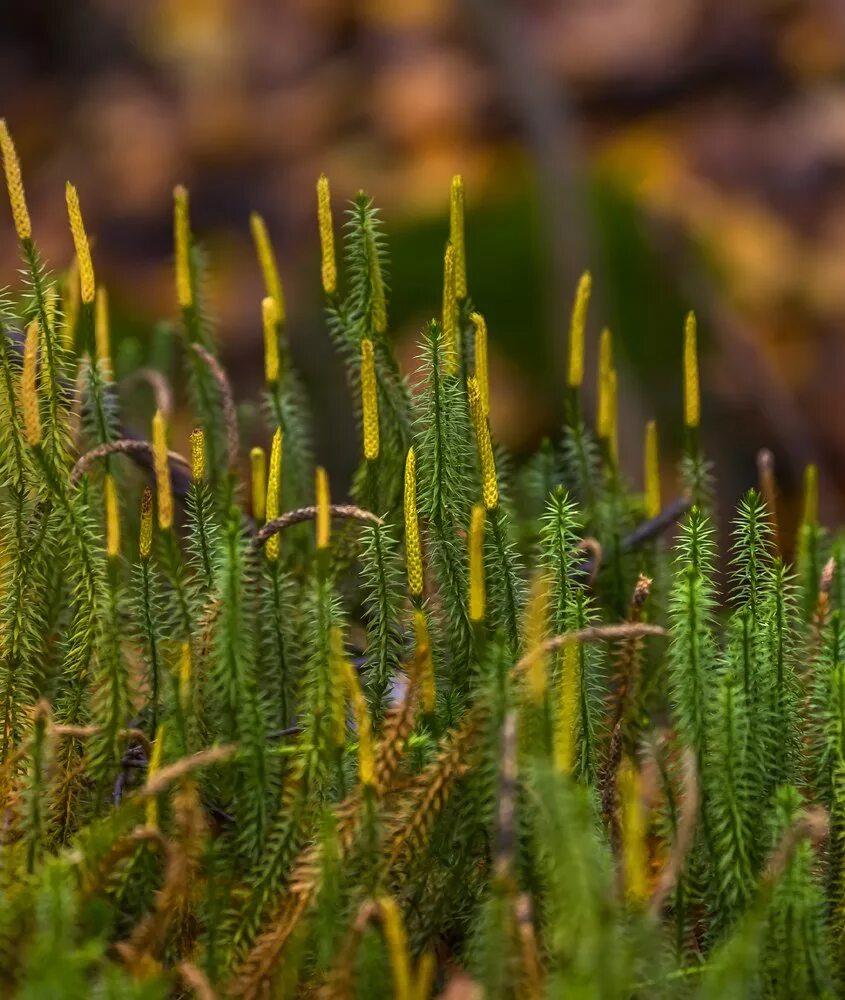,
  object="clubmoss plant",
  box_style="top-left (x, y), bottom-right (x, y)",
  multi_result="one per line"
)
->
top-left (0, 120), bottom-right (842, 997)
